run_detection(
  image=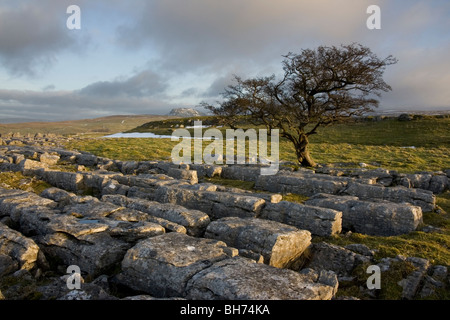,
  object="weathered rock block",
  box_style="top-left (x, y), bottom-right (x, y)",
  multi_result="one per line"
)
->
top-left (46, 214), bottom-right (110, 238)
top-left (405, 173), bottom-right (432, 190)
top-left (221, 165), bottom-right (261, 182)
top-left (107, 220), bottom-right (165, 242)
top-left (152, 186), bottom-right (266, 220)
top-left (102, 195), bottom-right (187, 234)
top-left (39, 152), bottom-right (60, 165)
top-left (0, 188), bottom-right (30, 218)
top-left (429, 174), bottom-right (448, 194)
top-left (305, 194), bottom-right (423, 236)
top-left (204, 217), bottom-right (311, 268)
top-left (0, 223), bottom-right (40, 276)
top-left (76, 153), bottom-right (98, 167)
top-left (0, 187), bottom-right (57, 222)
top-left (101, 179), bottom-right (130, 196)
top-left (101, 195), bottom-right (209, 236)
top-left (167, 168), bottom-right (198, 185)
top-left (185, 257), bottom-right (337, 300)
top-left (40, 187), bottom-right (76, 203)
top-left (38, 231), bottom-right (130, 277)
top-left (41, 170), bottom-right (85, 192)
top-left (62, 200), bottom-right (123, 219)
top-left (260, 201), bottom-right (342, 237)
top-left (348, 168), bottom-right (393, 186)
top-left (18, 159), bottom-right (48, 175)
top-left (306, 242), bottom-right (371, 277)
top-left (202, 191), bottom-right (266, 219)
top-left (82, 172), bottom-right (119, 191)
top-left (397, 257), bottom-right (431, 300)
top-left (118, 233), bottom-right (236, 297)
top-left (188, 163), bottom-right (222, 178)
top-left (255, 173), bottom-right (347, 196)
top-left (342, 182), bottom-right (435, 212)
